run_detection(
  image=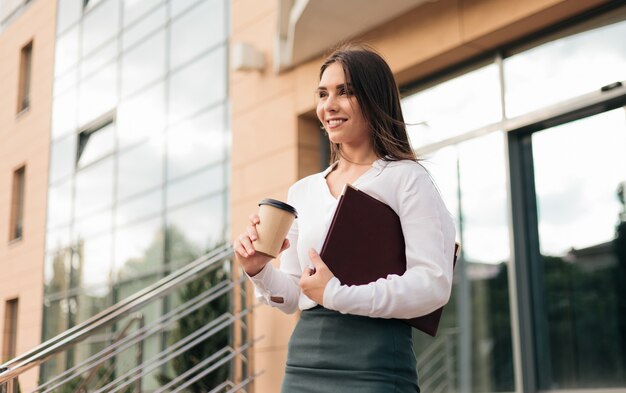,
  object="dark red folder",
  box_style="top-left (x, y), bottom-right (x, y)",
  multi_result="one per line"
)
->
top-left (320, 184), bottom-right (458, 336)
